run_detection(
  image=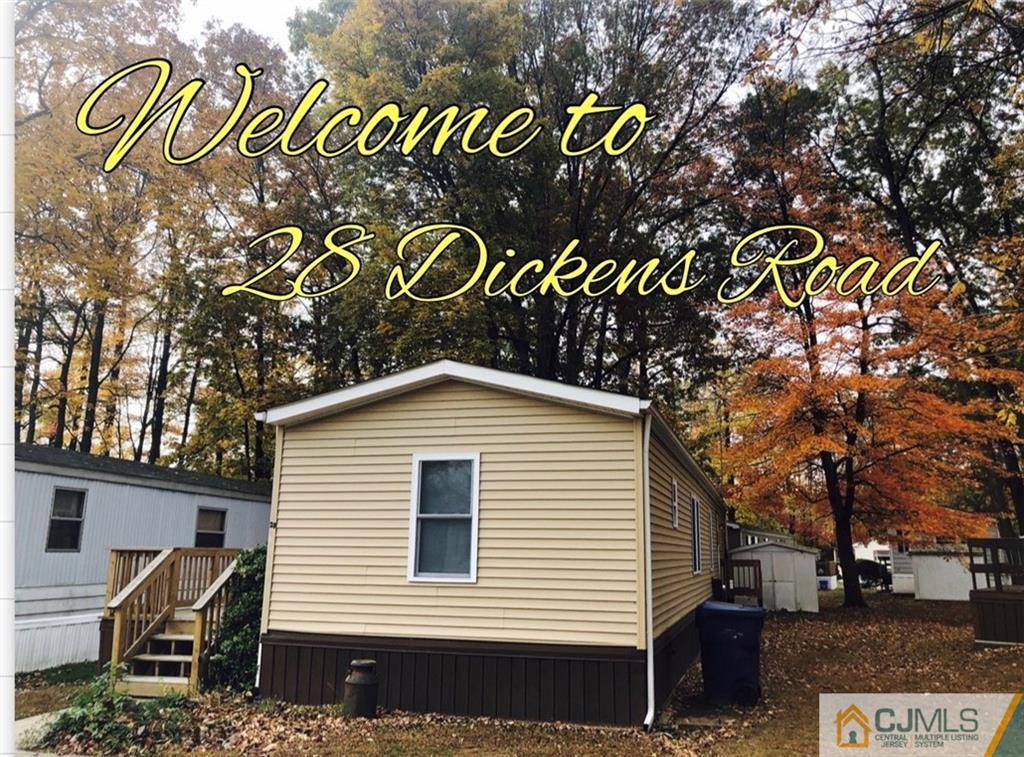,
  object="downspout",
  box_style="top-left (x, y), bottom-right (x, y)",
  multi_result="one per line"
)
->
top-left (641, 410), bottom-right (656, 729)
